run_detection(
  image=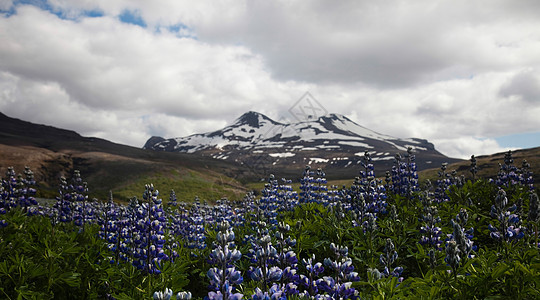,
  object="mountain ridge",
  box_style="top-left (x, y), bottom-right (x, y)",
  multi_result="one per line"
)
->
top-left (0, 112), bottom-right (251, 200)
top-left (144, 111), bottom-right (459, 179)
